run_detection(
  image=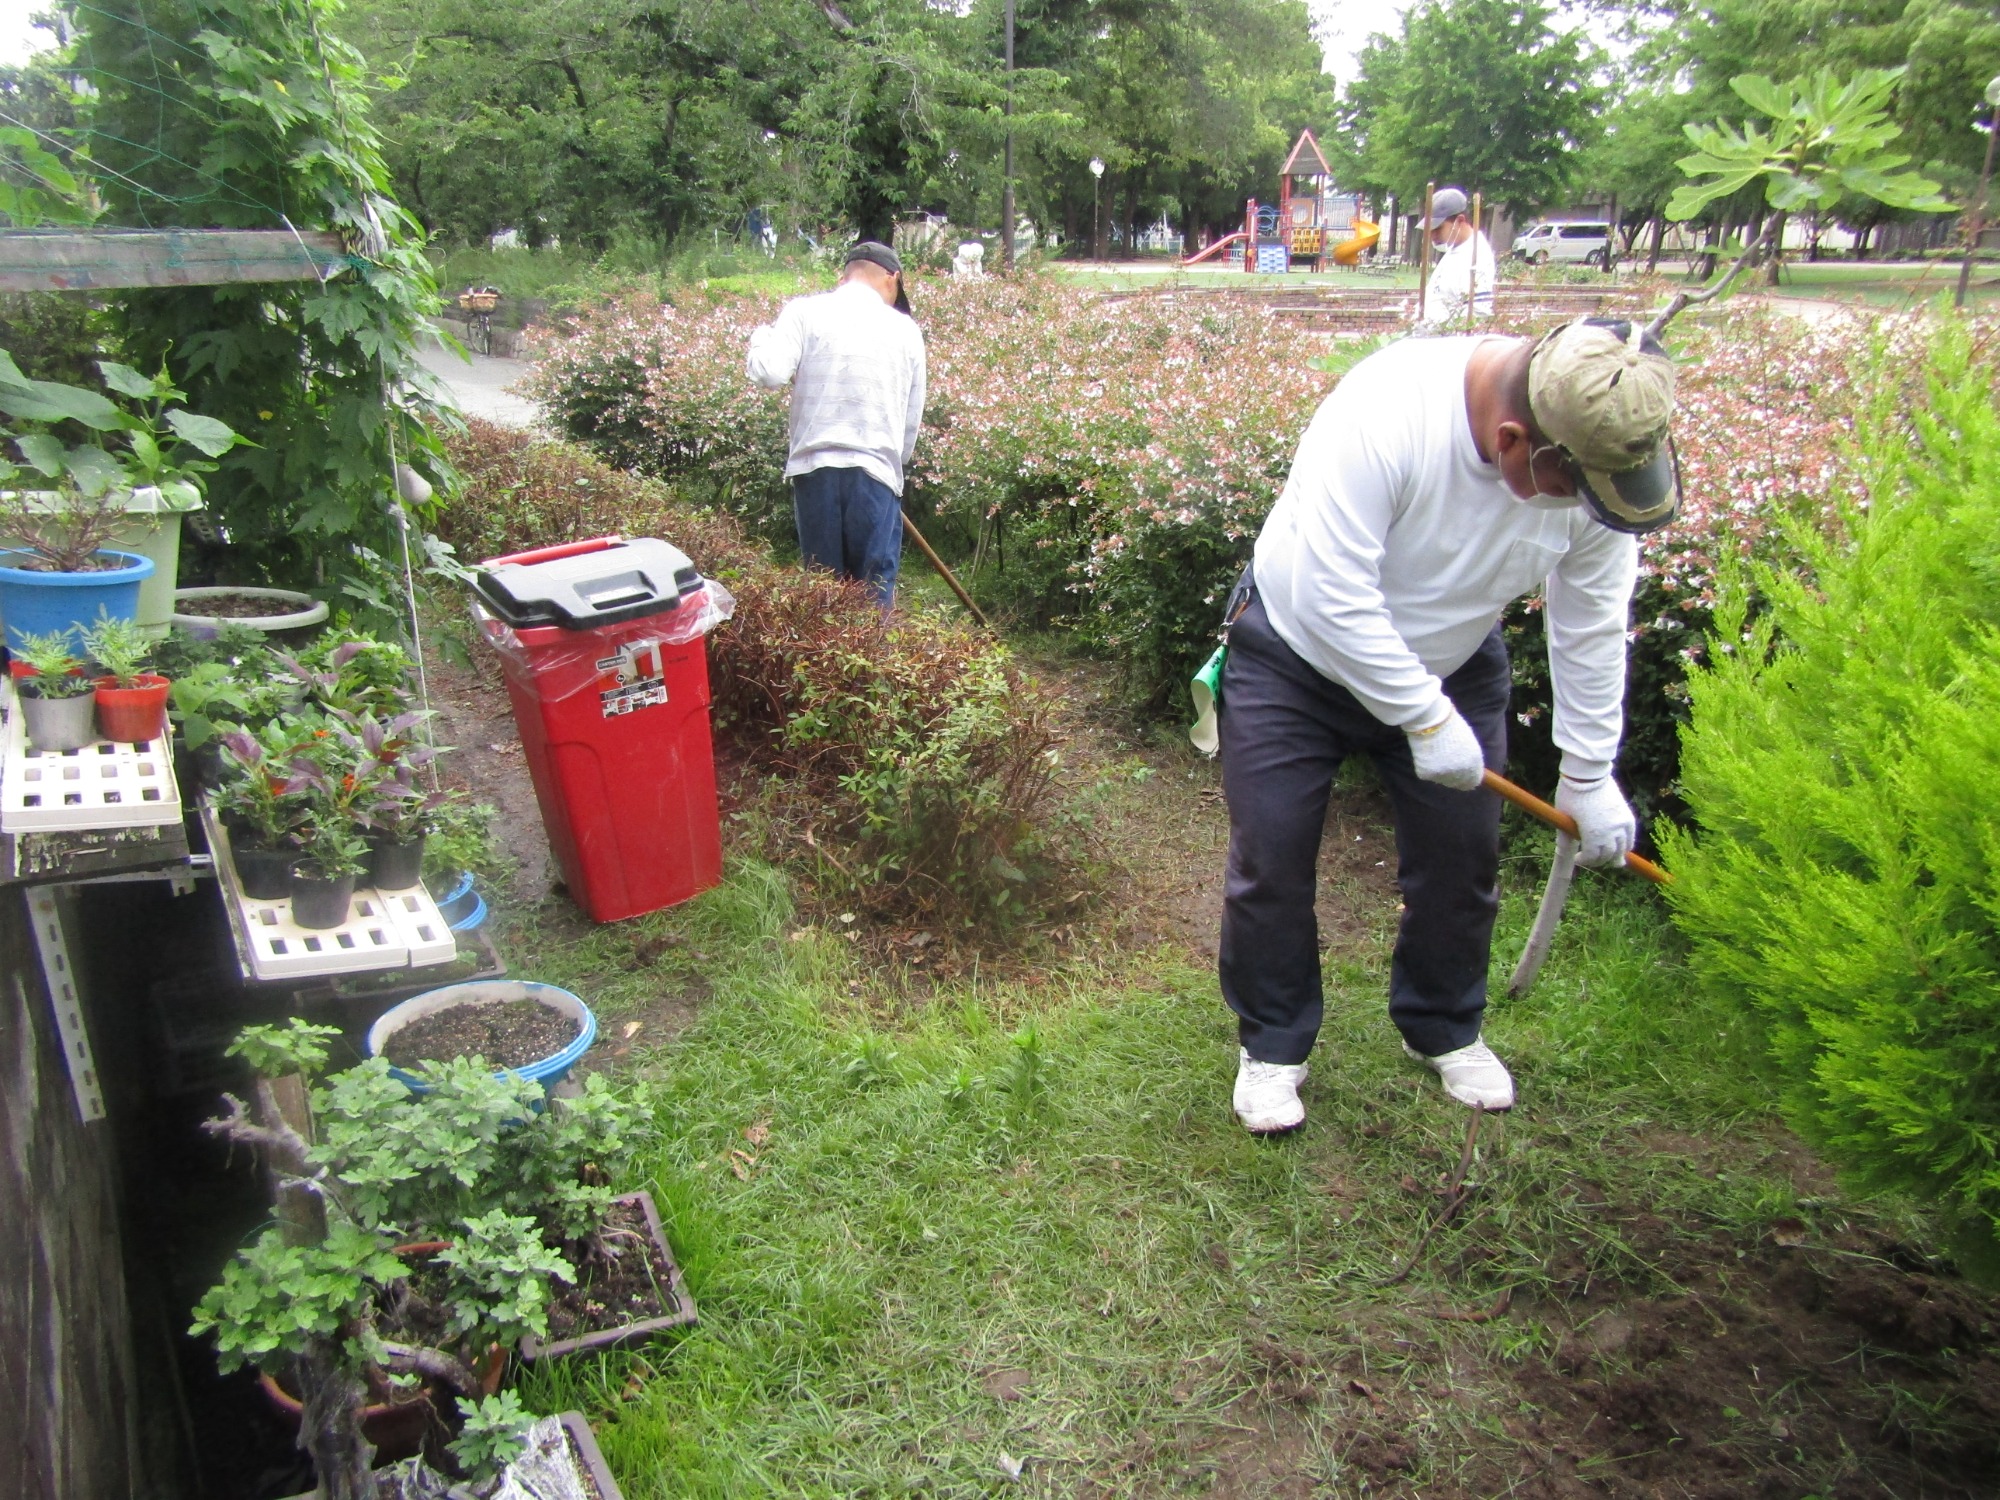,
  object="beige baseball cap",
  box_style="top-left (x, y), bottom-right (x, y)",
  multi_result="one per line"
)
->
top-left (1527, 318), bottom-right (1680, 534)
